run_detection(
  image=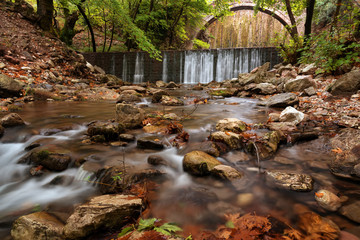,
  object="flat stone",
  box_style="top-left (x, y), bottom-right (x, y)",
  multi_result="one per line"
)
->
top-left (259, 93), bottom-right (299, 108)
top-left (137, 135), bottom-right (165, 150)
top-left (265, 170), bottom-right (314, 191)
